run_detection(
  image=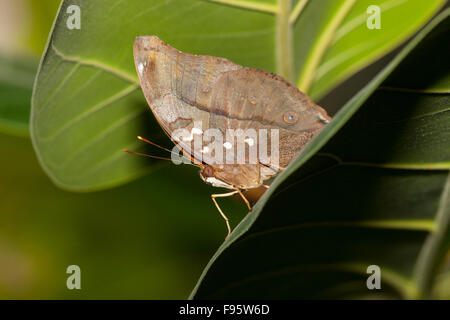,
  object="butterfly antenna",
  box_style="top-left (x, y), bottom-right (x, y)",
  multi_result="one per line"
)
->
top-left (132, 135), bottom-right (204, 168)
top-left (137, 135), bottom-right (203, 167)
top-left (137, 136), bottom-right (173, 154)
top-left (123, 149), bottom-right (202, 168)
top-left (170, 138), bottom-right (205, 168)
top-left (122, 149), bottom-right (173, 161)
